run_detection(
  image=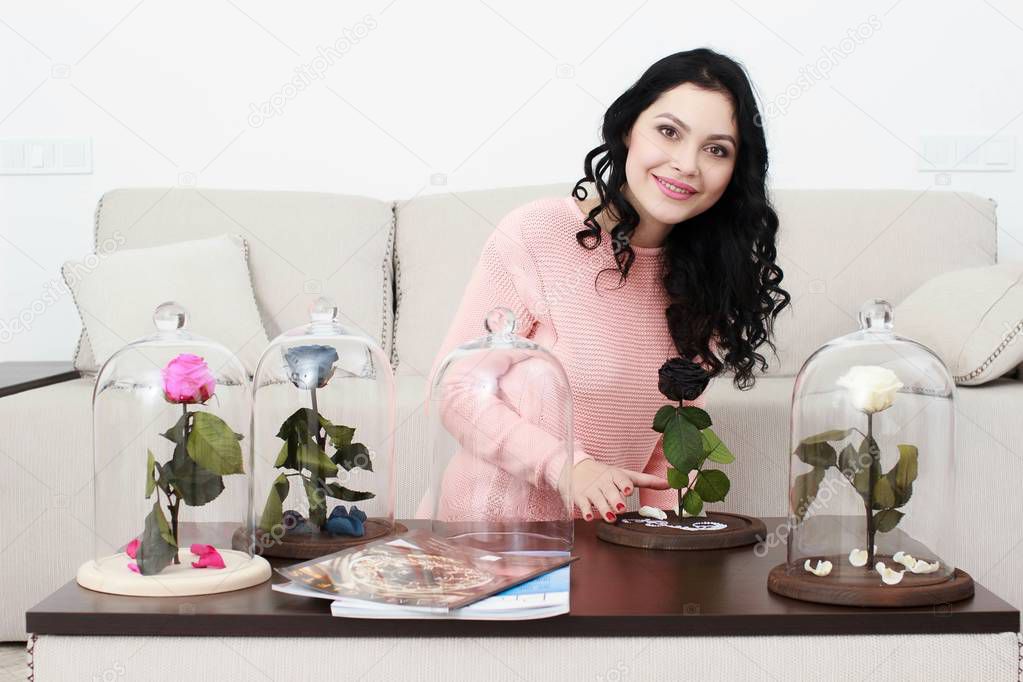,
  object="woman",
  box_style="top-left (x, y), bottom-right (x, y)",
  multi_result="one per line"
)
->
top-left (428, 48), bottom-right (790, 526)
